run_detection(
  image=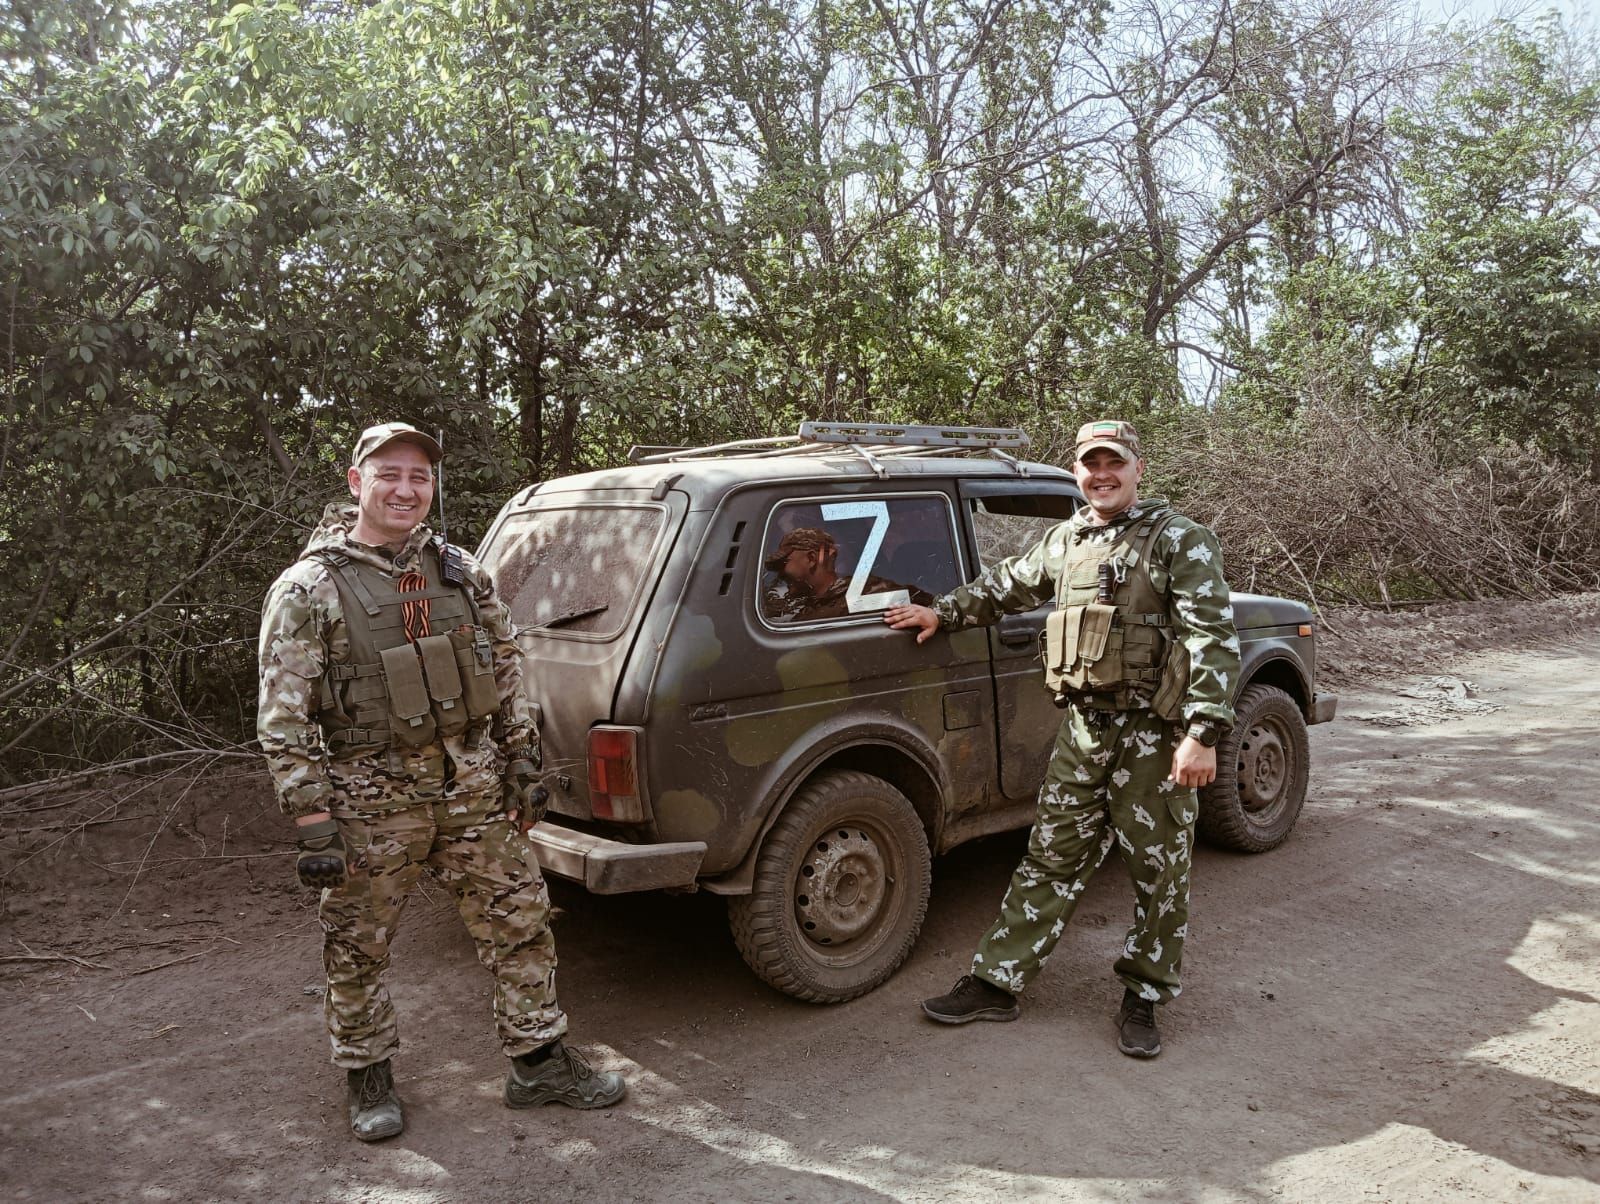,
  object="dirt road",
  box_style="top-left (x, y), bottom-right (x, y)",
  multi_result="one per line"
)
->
top-left (3, 636), bottom-right (1598, 1202)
